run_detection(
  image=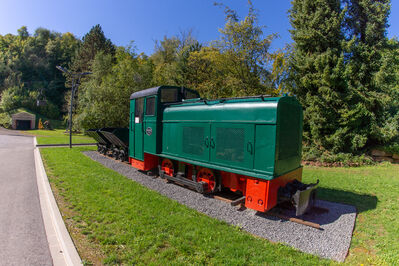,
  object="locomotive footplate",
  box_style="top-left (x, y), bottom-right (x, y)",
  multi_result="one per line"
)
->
top-left (278, 179), bottom-right (319, 216)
